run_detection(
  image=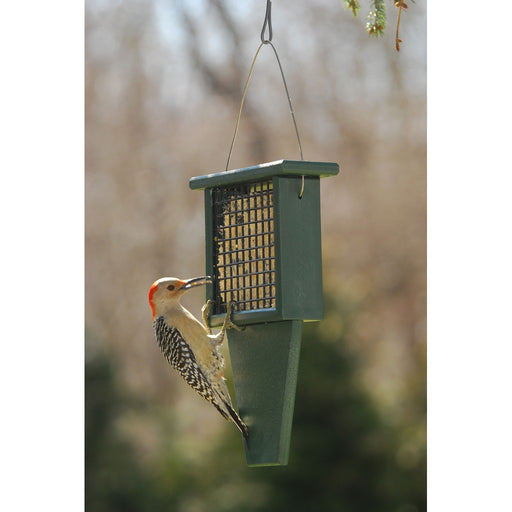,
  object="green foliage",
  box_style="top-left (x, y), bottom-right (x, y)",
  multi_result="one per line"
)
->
top-left (85, 356), bottom-right (163, 512)
top-left (366, 0), bottom-right (387, 36)
top-left (343, 0), bottom-right (415, 41)
top-left (343, 0), bottom-right (361, 17)
top-left (85, 294), bottom-right (426, 511)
